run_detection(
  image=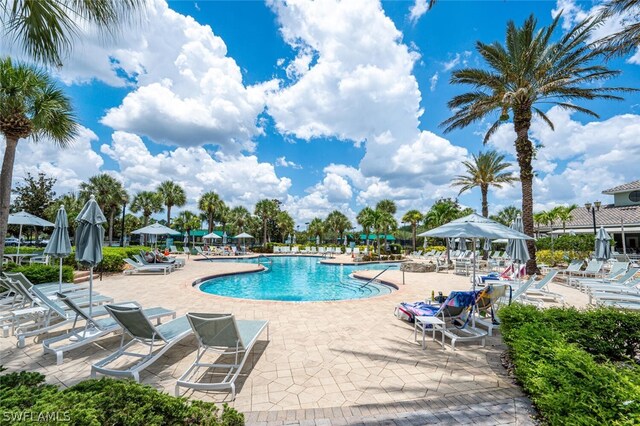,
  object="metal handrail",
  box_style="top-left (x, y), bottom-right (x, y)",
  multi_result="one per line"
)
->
top-left (359, 266), bottom-right (391, 289)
